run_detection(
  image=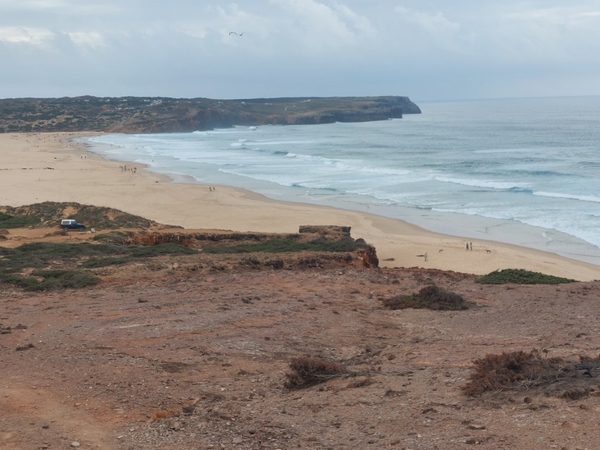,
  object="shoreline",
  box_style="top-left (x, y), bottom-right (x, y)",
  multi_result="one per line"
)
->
top-left (86, 129), bottom-right (600, 268)
top-left (2, 132), bottom-right (600, 281)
